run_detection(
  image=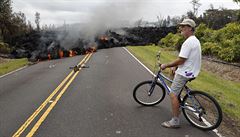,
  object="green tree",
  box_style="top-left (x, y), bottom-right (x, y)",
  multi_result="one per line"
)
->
top-left (0, 0), bottom-right (34, 48)
top-left (202, 8), bottom-right (239, 29)
top-left (0, 0), bottom-right (13, 41)
top-left (233, 0), bottom-right (240, 21)
top-left (11, 12), bottom-right (28, 36)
